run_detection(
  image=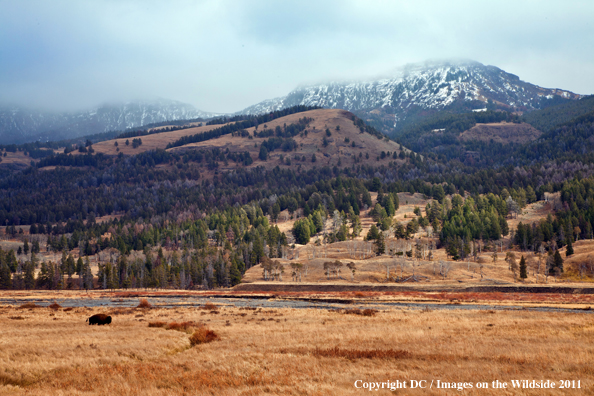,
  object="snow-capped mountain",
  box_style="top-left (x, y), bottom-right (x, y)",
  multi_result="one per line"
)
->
top-left (0, 99), bottom-right (222, 144)
top-left (239, 60), bottom-right (580, 131)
